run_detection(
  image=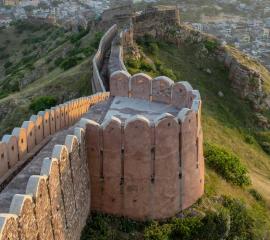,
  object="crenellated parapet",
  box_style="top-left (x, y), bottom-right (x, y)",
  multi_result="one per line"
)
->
top-left (0, 20), bottom-right (205, 239)
top-left (0, 92), bottom-right (110, 192)
top-left (0, 126), bottom-right (90, 240)
top-left (92, 25), bottom-right (118, 92)
top-left (85, 70), bottom-right (204, 220)
top-left (110, 71), bottom-right (200, 108)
